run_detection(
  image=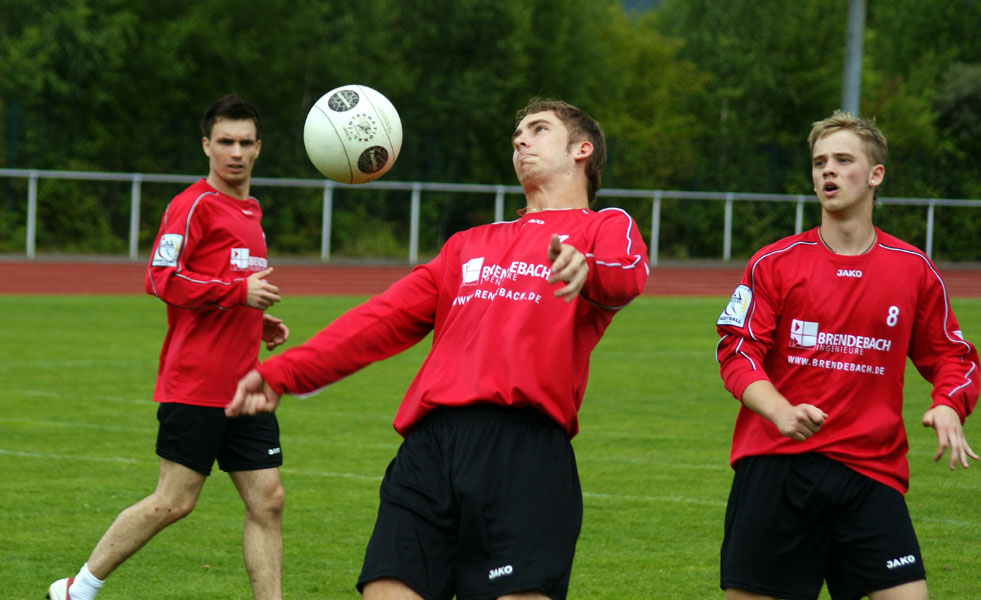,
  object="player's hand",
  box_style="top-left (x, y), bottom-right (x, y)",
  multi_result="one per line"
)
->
top-left (772, 403), bottom-right (828, 441)
top-left (922, 404), bottom-right (978, 470)
top-left (547, 234), bottom-right (588, 302)
top-left (262, 313), bottom-right (289, 350)
top-left (246, 267), bottom-right (281, 310)
top-left (226, 369), bottom-right (281, 417)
